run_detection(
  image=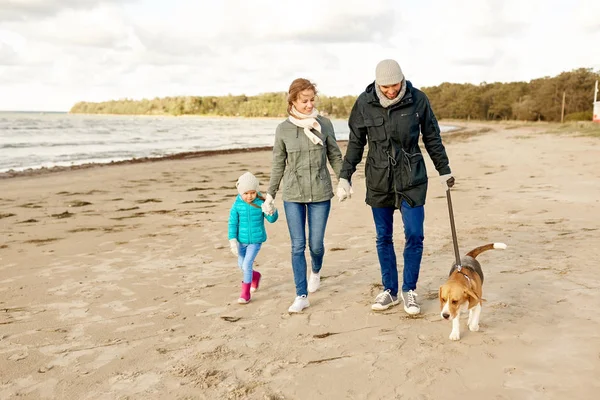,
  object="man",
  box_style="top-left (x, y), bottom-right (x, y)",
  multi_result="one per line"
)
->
top-left (337, 59), bottom-right (454, 315)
